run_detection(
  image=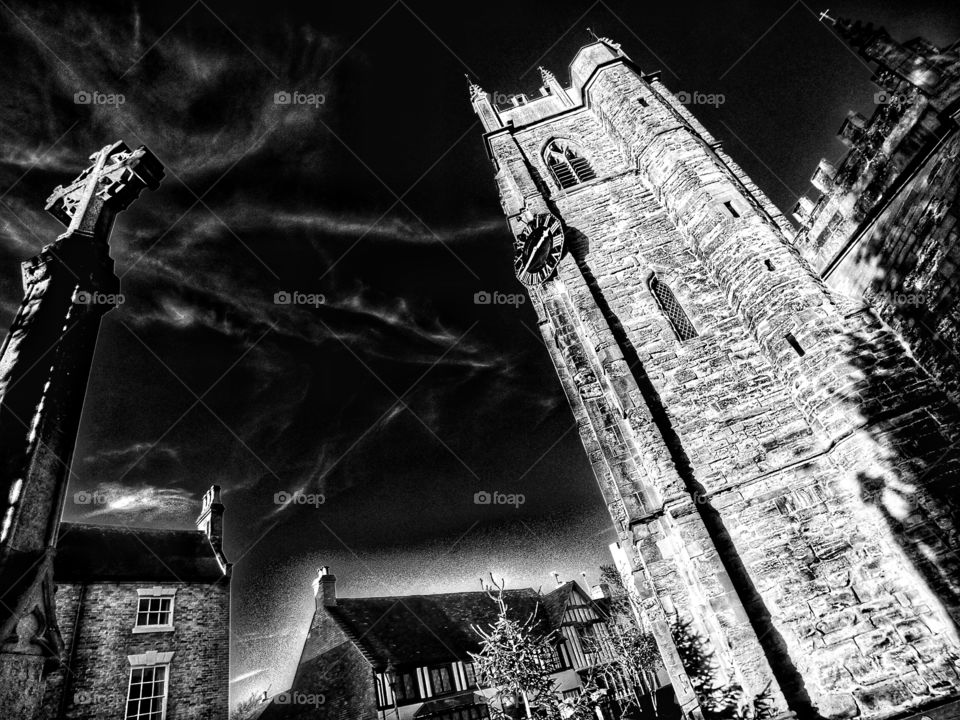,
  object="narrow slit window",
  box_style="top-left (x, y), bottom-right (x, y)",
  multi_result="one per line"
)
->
top-left (650, 275), bottom-right (697, 341)
top-left (785, 333), bottom-right (805, 356)
top-left (723, 200), bottom-right (740, 218)
top-left (544, 139), bottom-right (597, 189)
top-left (764, 259), bottom-right (775, 271)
